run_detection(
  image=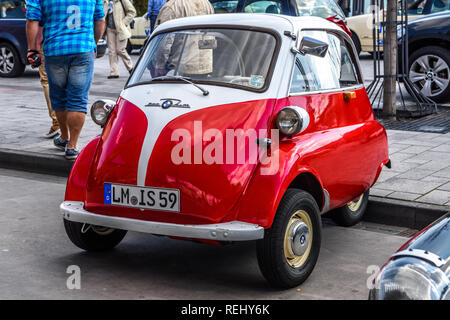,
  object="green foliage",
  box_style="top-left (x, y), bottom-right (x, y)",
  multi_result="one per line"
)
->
top-left (133, 0), bottom-right (148, 16)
